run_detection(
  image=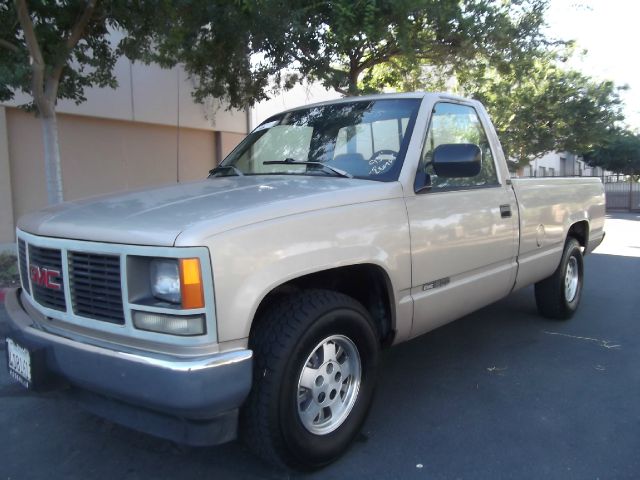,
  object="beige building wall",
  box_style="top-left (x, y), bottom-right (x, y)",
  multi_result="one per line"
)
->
top-left (6, 62), bottom-right (248, 135)
top-left (0, 107), bottom-right (15, 247)
top-left (2, 108), bottom-right (224, 243)
top-left (219, 132), bottom-right (246, 159)
top-left (0, 43), bottom-right (250, 247)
